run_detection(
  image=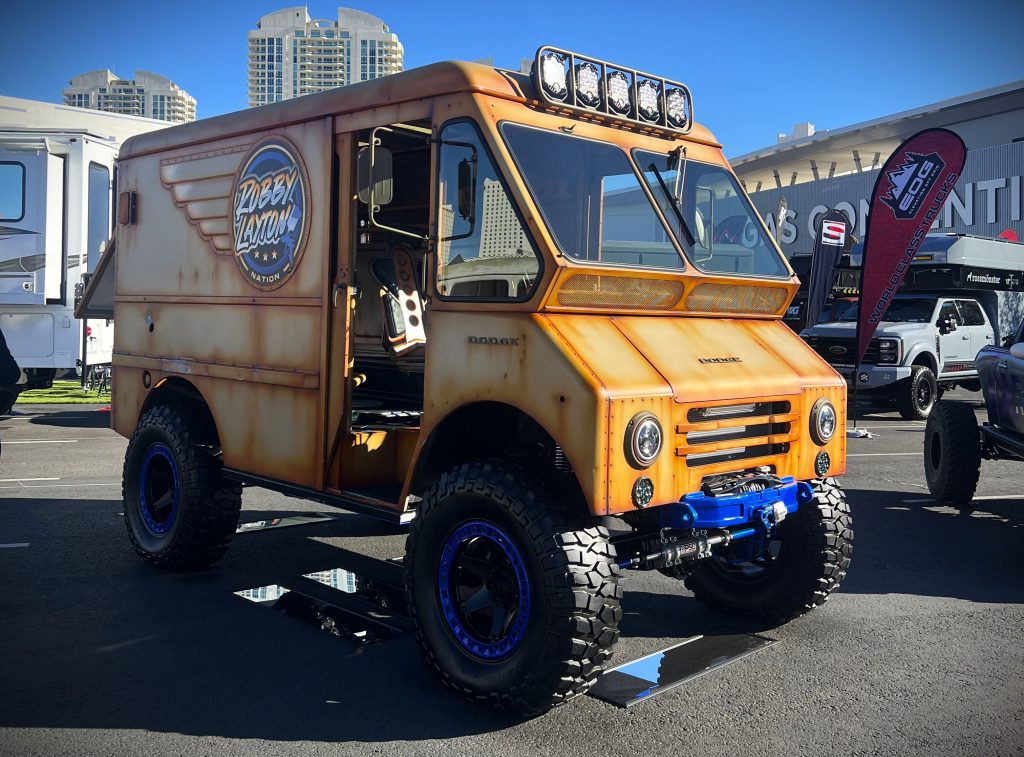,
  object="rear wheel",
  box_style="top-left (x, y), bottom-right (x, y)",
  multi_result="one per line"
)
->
top-left (405, 460), bottom-right (621, 716)
top-left (924, 400), bottom-right (981, 507)
top-left (896, 365), bottom-right (937, 420)
top-left (123, 403), bottom-right (241, 569)
top-left (685, 478), bottom-right (852, 623)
